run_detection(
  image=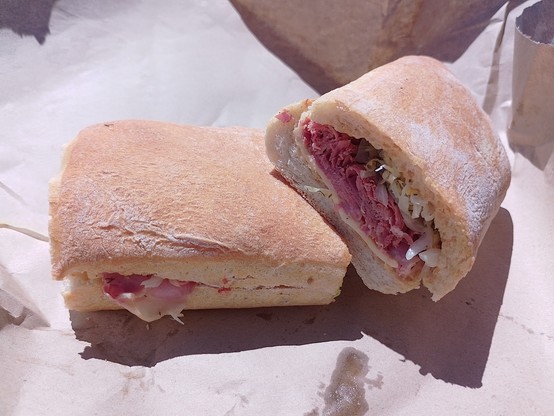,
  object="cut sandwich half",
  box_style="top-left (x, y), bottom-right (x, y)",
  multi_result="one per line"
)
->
top-left (49, 120), bottom-right (351, 322)
top-left (265, 56), bottom-right (511, 300)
